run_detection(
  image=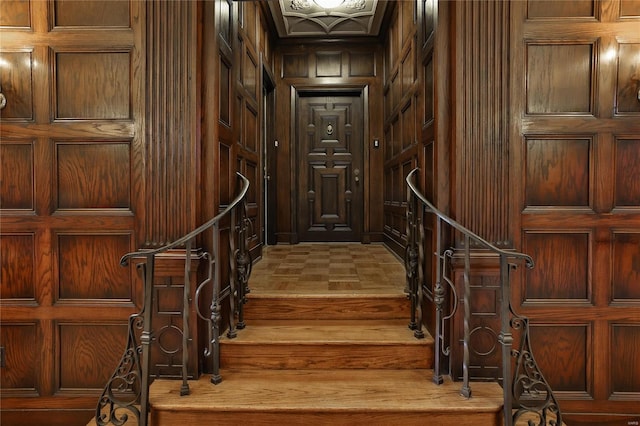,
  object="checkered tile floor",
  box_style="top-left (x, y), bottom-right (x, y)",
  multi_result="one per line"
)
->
top-left (249, 243), bottom-right (406, 294)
